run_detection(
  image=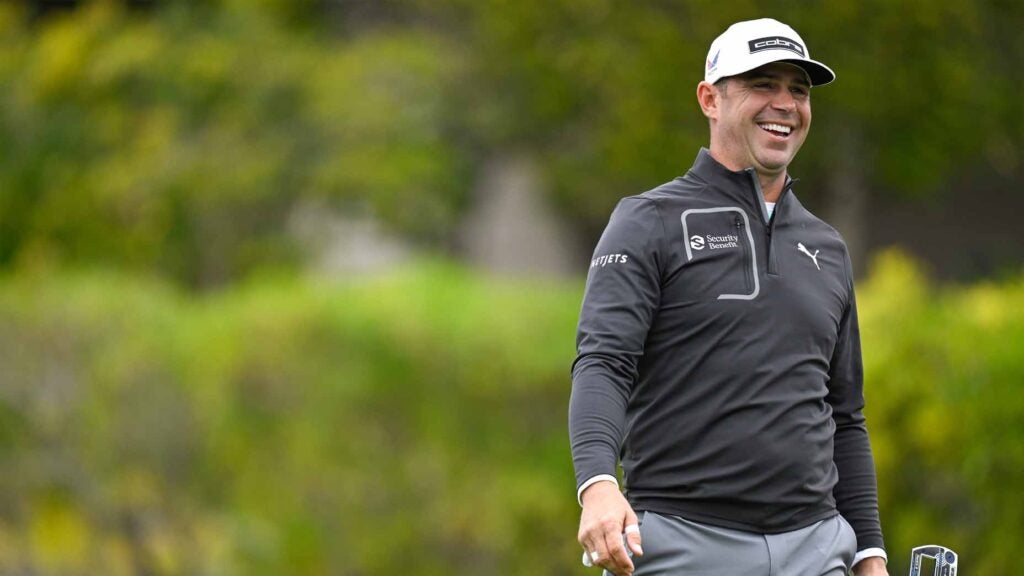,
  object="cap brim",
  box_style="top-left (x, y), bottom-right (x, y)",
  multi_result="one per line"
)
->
top-left (778, 58), bottom-right (835, 86)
